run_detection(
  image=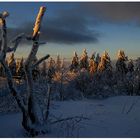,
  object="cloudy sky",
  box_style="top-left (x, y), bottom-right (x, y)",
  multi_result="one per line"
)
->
top-left (1, 2), bottom-right (140, 60)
